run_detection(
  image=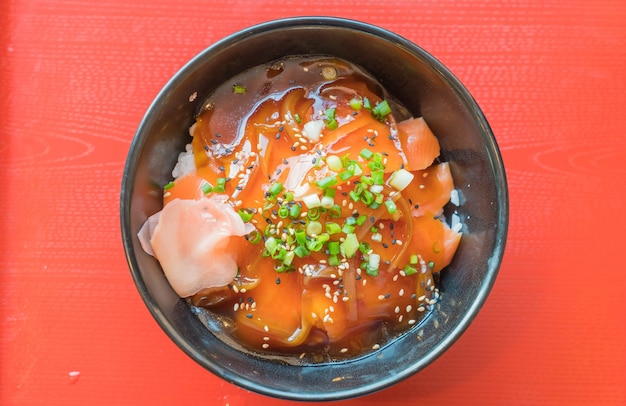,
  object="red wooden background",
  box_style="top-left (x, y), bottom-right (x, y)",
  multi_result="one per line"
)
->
top-left (2, 0), bottom-right (625, 405)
